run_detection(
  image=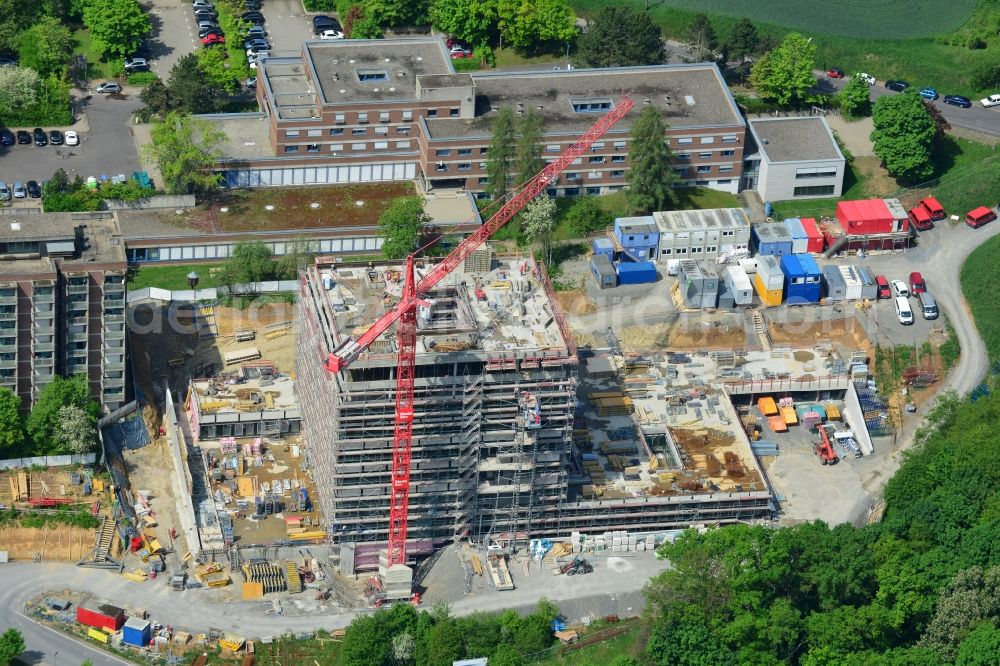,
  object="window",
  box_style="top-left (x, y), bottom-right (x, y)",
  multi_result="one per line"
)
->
top-left (427, 109), bottom-right (438, 117)
top-left (662, 248), bottom-right (672, 255)
top-left (306, 144), bottom-right (320, 153)
top-left (697, 166), bottom-right (711, 173)
top-left (691, 246), bottom-right (702, 254)
top-left (613, 141), bottom-right (626, 149)
top-left (329, 128), bottom-right (344, 136)
top-left (457, 148), bottom-right (472, 156)
top-left (285, 130), bottom-right (299, 138)
top-left (374, 141), bottom-right (388, 149)
top-left (479, 177), bottom-right (489, 184)
top-left (357, 69), bottom-right (388, 82)
top-left (449, 108), bottom-right (459, 117)
top-left (351, 128), bottom-right (367, 135)
top-left (396, 126), bottom-right (410, 134)
top-left (719, 165), bottom-right (733, 172)
top-left (565, 172), bottom-right (580, 181)
top-left (717, 179), bottom-right (733, 185)
top-left (379, 112), bottom-right (390, 122)
top-left (480, 147), bottom-right (488, 154)
top-left (676, 153), bottom-right (691, 160)
top-left (674, 168), bottom-right (687, 177)
top-left (611, 155), bottom-right (626, 163)
top-left (722, 230), bottom-right (734, 237)
top-left (435, 163), bottom-right (448, 172)
top-left (457, 163), bottom-right (471, 171)
top-left (357, 113), bottom-right (368, 123)
top-left (611, 170), bottom-right (624, 177)
top-left (588, 156), bottom-right (604, 163)
top-left (588, 171), bottom-right (601, 179)
top-left (794, 185), bottom-right (835, 196)
top-left (395, 140), bottom-right (410, 149)
top-left (435, 149), bottom-right (451, 157)
top-left (676, 247), bottom-right (687, 255)
top-left (721, 150), bottom-right (735, 157)
top-left (571, 98), bottom-right (613, 113)
top-left (307, 129), bottom-right (322, 137)
top-left (350, 142), bottom-right (366, 151)
top-left (402, 110), bottom-right (413, 121)
top-left (284, 145), bottom-right (298, 153)
top-left (334, 114), bottom-right (345, 124)
top-left (722, 135), bottom-right (738, 143)
top-left (330, 143), bottom-right (344, 151)
top-left (707, 246), bottom-right (717, 253)
top-left (564, 188), bottom-right (580, 196)
top-left (374, 126), bottom-right (389, 135)
top-left (699, 152), bottom-right (712, 159)
top-left (700, 136), bottom-right (714, 144)
top-left (586, 187), bottom-right (601, 195)
top-left (677, 138), bottom-right (693, 145)
top-left (591, 142), bottom-right (605, 150)
top-left (795, 167), bottom-right (839, 179)
top-left (546, 144), bottom-right (560, 152)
